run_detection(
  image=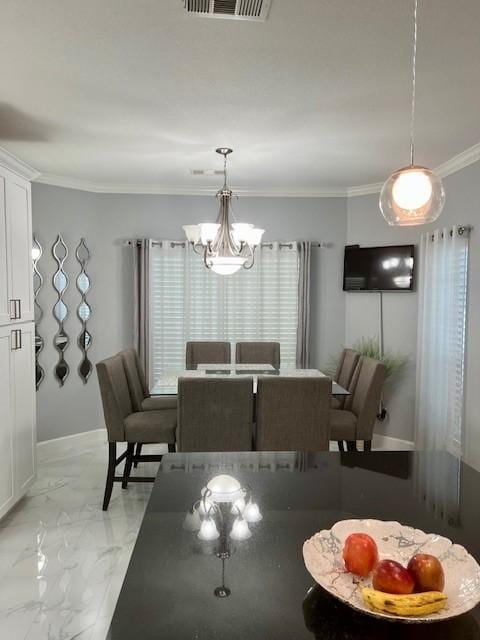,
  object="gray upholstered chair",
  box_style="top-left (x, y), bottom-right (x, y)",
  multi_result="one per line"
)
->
top-left (330, 356), bottom-right (386, 452)
top-left (120, 348), bottom-right (177, 467)
top-left (331, 348), bottom-right (360, 409)
top-left (235, 341), bottom-right (280, 369)
top-left (255, 376), bottom-right (331, 451)
top-left (185, 341), bottom-right (231, 369)
top-left (177, 377), bottom-right (253, 451)
top-left (96, 355), bottom-right (177, 510)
